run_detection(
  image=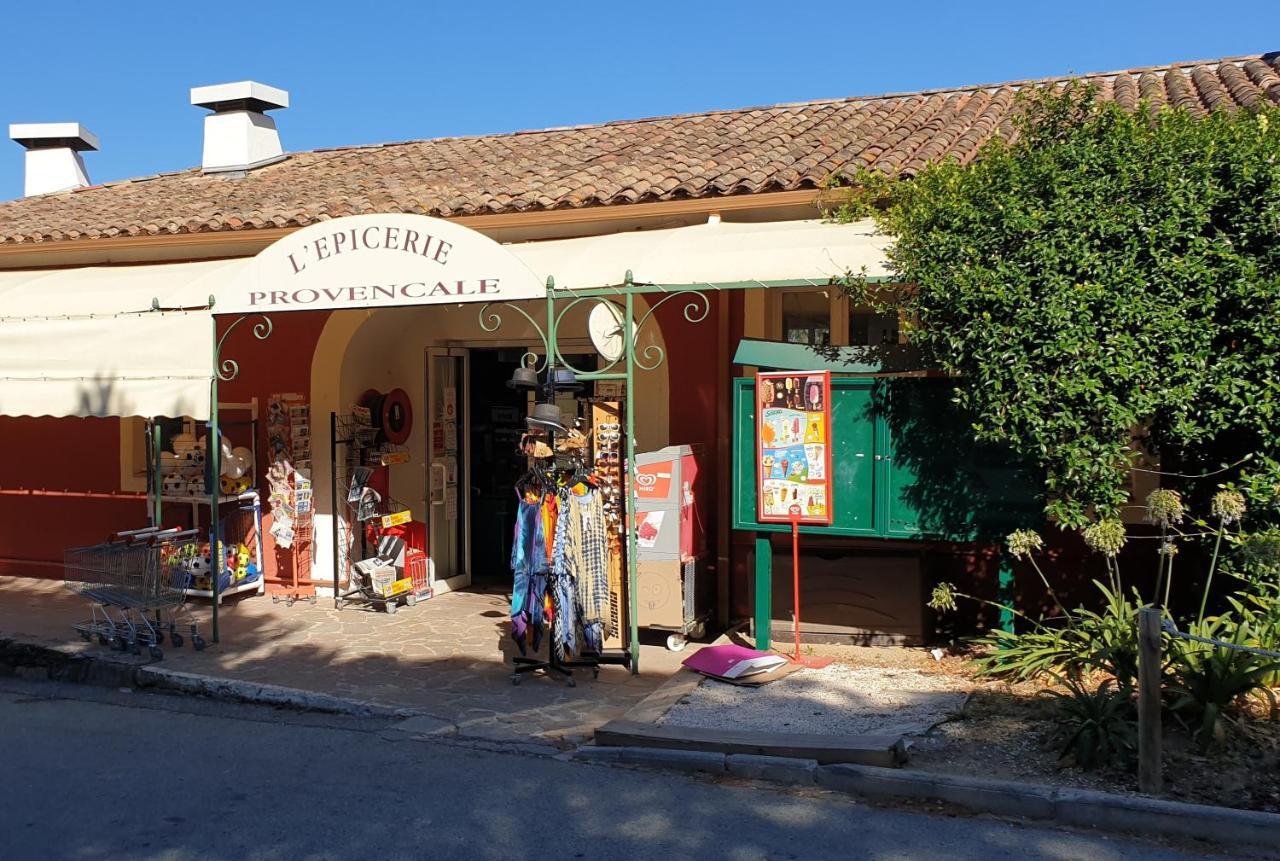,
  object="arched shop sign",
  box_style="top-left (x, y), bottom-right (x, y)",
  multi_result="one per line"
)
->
top-left (215, 213), bottom-right (546, 314)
